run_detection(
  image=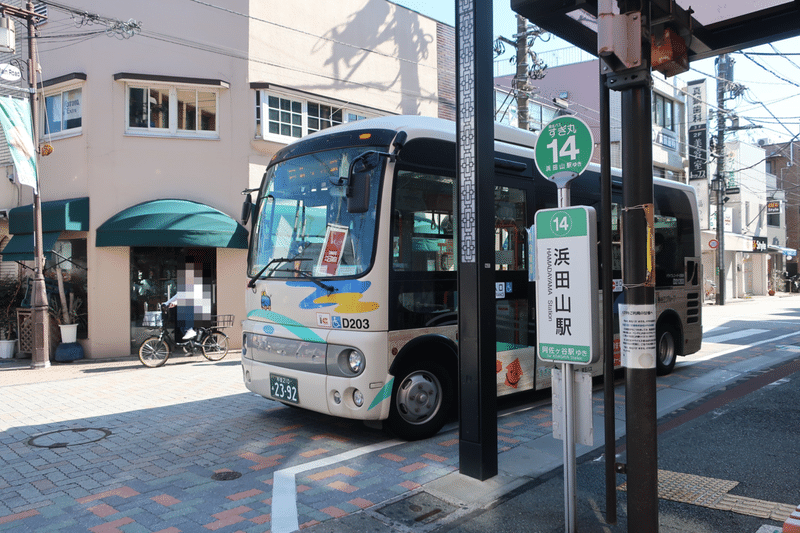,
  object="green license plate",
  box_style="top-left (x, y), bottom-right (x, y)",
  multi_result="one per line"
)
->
top-left (270, 374), bottom-right (299, 404)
